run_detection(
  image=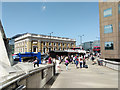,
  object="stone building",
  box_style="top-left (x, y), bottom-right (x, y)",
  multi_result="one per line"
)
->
top-left (14, 33), bottom-right (76, 54)
top-left (99, 0), bottom-right (120, 60)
